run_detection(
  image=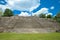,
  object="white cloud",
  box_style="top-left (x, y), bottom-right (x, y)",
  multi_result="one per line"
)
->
top-left (0, 0), bottom-right (53, 17)
top-left (18, 12), bottom-right (31, 16)
top-left (5, 0), bottom-right (40, 11)
top-left (32, 8), bottom-right (48, 16)
top-left (32, 8), bottom-right (52, 16)
top-left (0, 0), bottom-right (40, 16)
top-left (0, 5), bottom-right (12, 12)
top-left (18, 8), bottom-right (52, 16)
top-left (50, 6), bottom-right (54, 10)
